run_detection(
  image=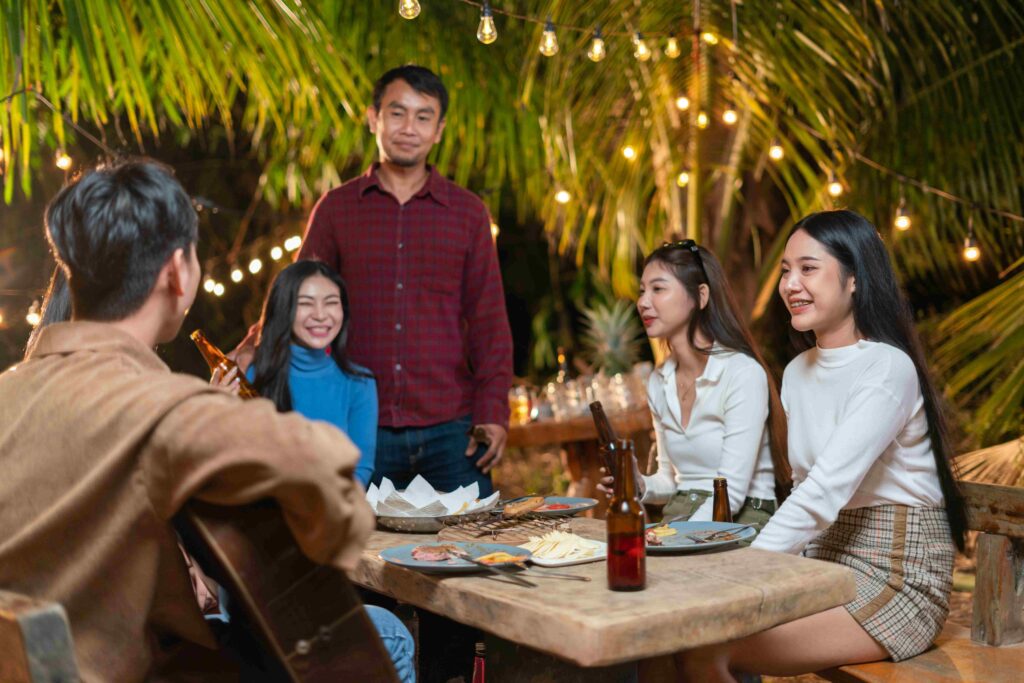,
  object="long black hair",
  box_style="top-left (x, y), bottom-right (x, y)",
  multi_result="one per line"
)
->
top-left (250, 260), bottom-right (369, 412)
top-left (644, 243), bottom-right (792, 500)
top-left (789, 210), bottom-right (966, 550)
